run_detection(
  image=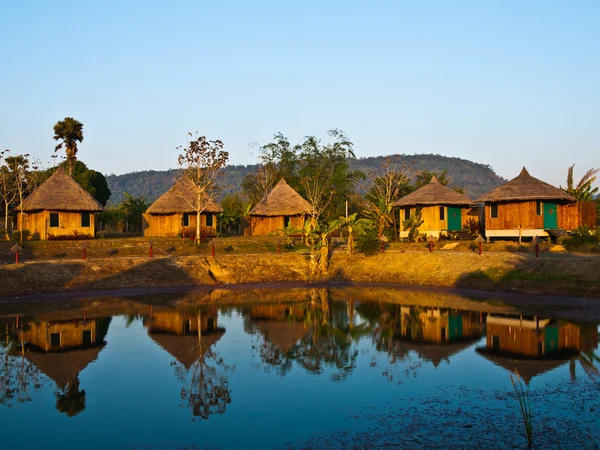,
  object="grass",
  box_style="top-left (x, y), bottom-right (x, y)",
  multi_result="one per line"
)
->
top-left (510, 370), bottom-right (533, 448)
